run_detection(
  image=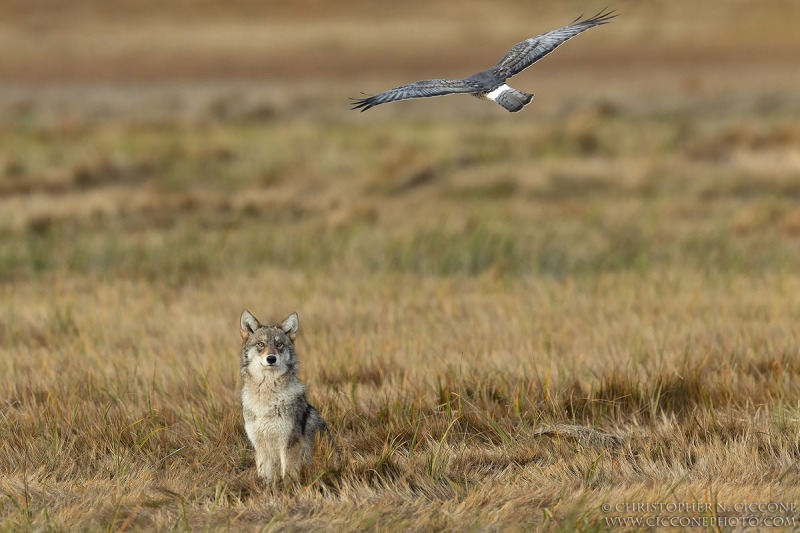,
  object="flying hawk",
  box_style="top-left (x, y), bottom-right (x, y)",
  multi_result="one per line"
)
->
top-left (351, 10), bottom-right (616, 113)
